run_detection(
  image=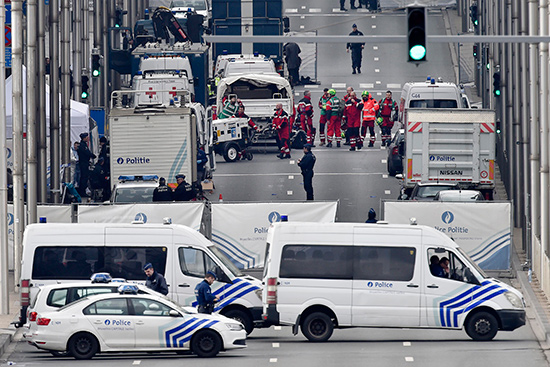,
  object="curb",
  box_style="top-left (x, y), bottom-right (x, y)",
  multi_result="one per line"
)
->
top-left (0, 333), bottom-right (13, 358)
